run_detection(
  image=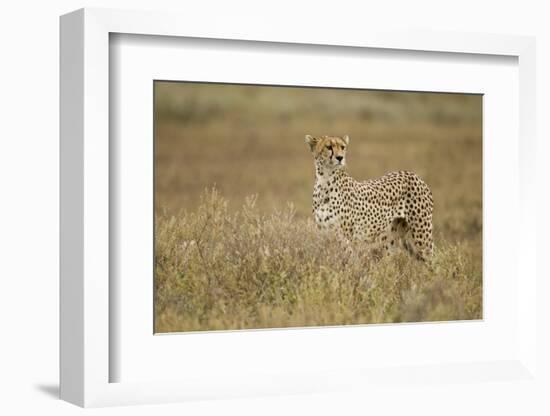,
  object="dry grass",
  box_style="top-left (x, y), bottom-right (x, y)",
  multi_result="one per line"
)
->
top-left (154, 82), bottom-right (482, 332)
top-left (155, 190), bottom-right (482, 331)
